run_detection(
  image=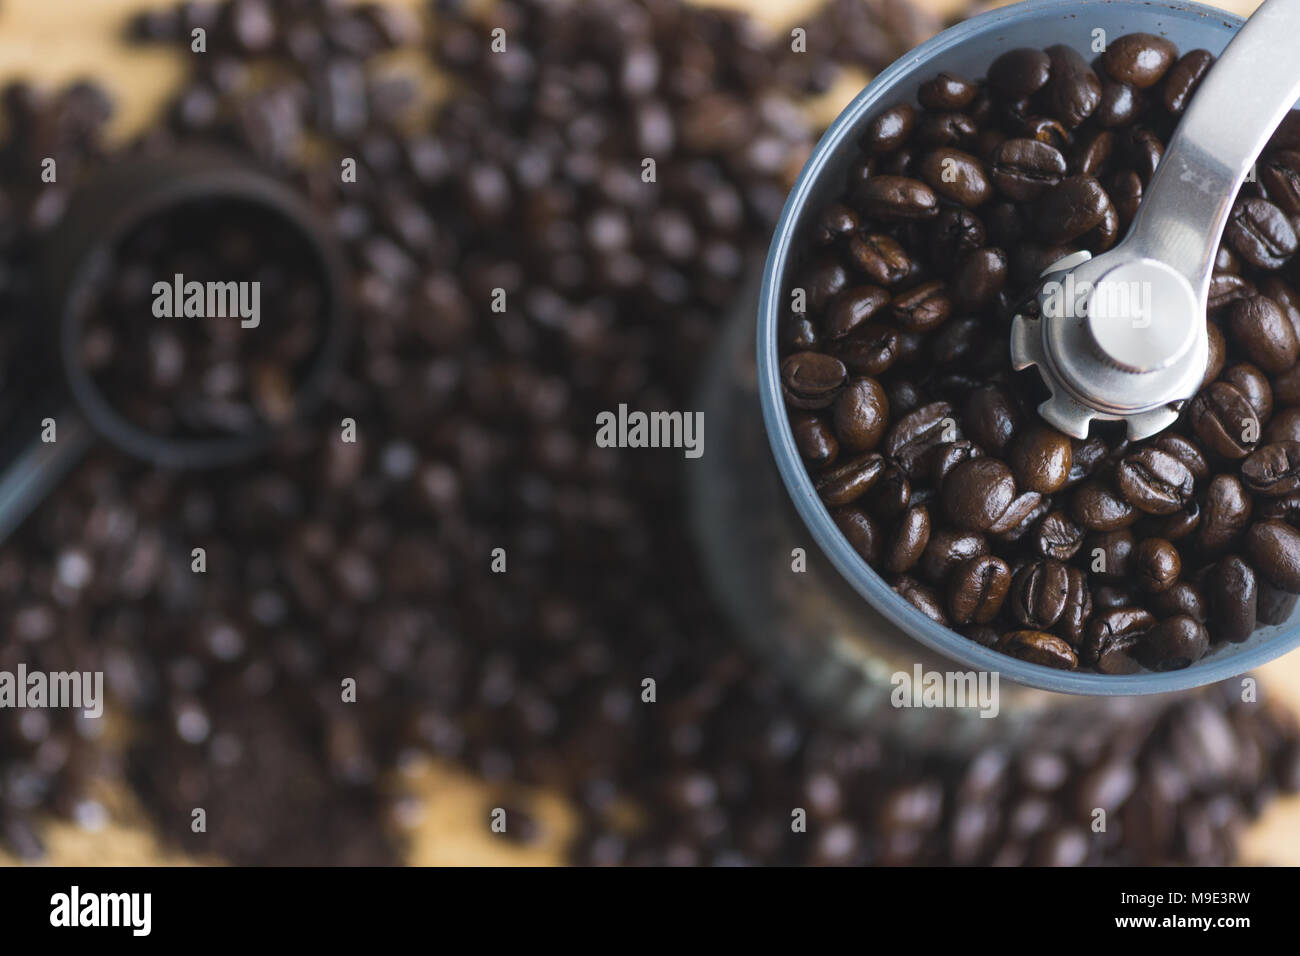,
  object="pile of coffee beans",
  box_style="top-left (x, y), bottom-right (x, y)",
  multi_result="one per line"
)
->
top-left (783, 33), bottom-right (1300, 674)
top-left (79, 198), bottom-right (327, 438)
top-left (1, 0), bottom-right (1298, 867)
